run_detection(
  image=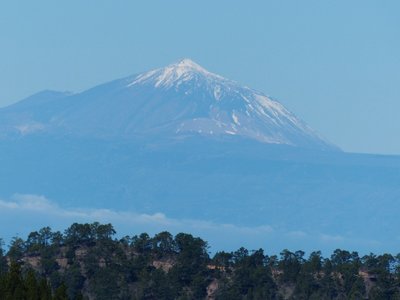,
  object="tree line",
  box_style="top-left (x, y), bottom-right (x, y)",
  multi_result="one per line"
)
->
top-left (1, 222), bottom-right (400, 299)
